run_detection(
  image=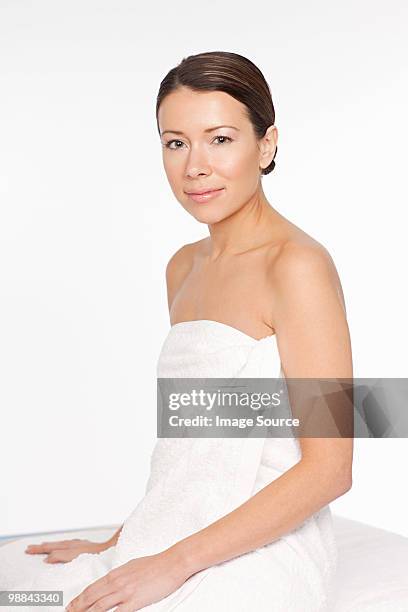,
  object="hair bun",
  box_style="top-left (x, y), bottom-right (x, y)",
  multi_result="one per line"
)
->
top-left (261, 144), bottom-right (278, 175)
top-left (262, 160), bottom-right (275, 175)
